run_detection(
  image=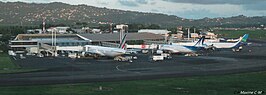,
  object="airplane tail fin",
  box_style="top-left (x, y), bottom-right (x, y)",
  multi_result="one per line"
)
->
top-left (232, 34), bottom-right (249, 48)
top-left (194, 36), bottom-right (205, 46)
top-left (118, 34), bottom-right (127, 49)
top-left (241, 34), bottom-right (249, 42)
